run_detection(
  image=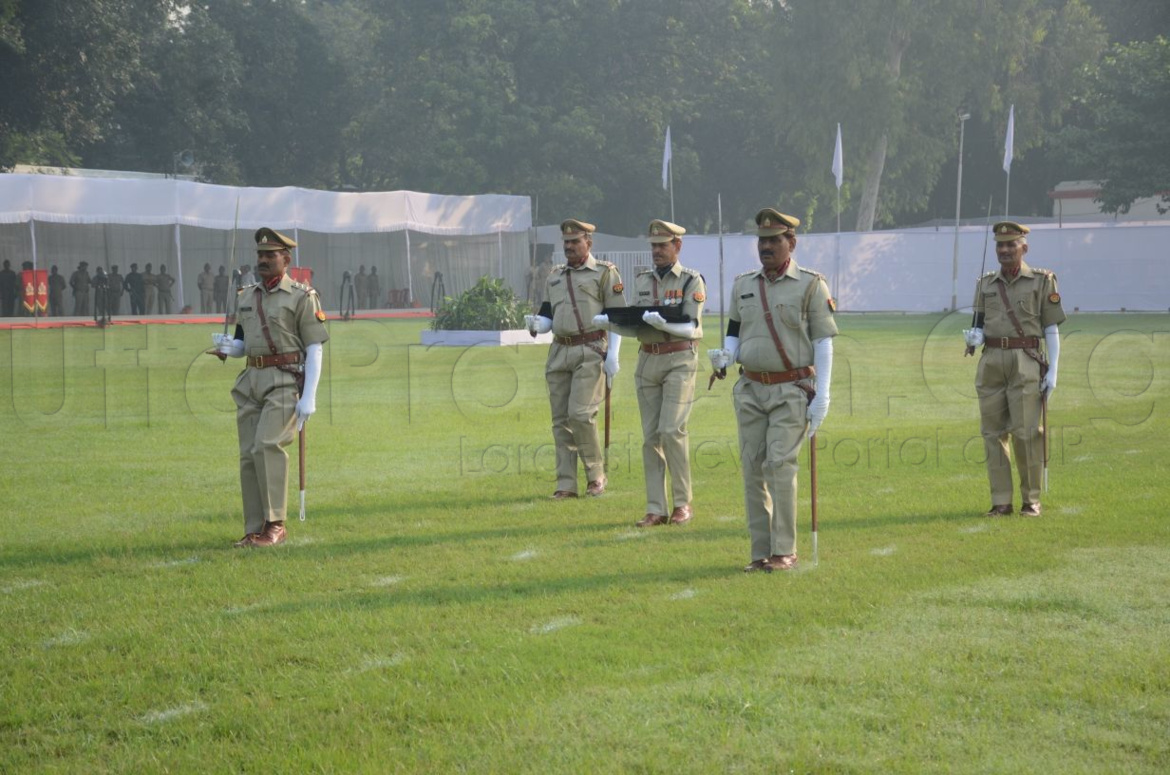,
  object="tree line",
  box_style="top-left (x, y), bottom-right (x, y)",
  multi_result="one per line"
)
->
top-left (1, 0), bottom-right (1166, 236)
